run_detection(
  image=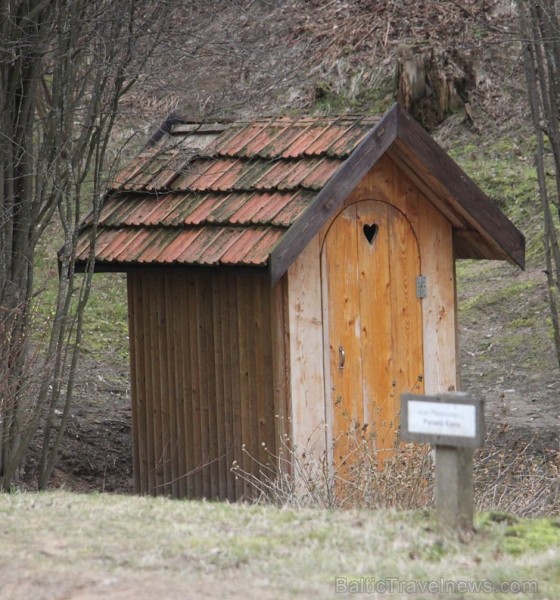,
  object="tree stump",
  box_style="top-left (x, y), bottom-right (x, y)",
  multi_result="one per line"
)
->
top-left (396, 45), bottom-right (475, 129)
